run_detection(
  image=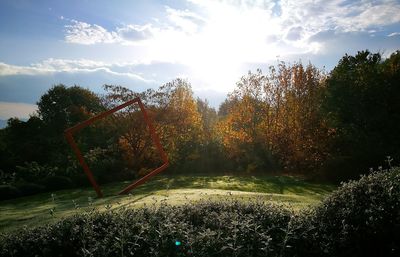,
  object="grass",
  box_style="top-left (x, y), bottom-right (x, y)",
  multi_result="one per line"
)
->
top-left (0, 175), bottom-right (335, 233)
